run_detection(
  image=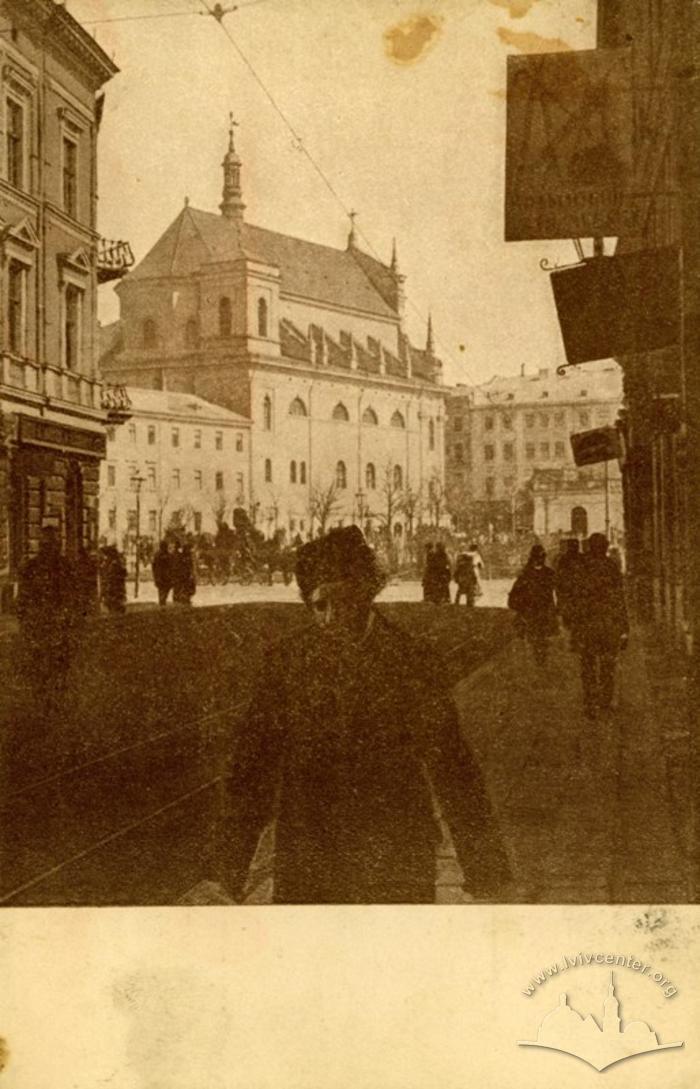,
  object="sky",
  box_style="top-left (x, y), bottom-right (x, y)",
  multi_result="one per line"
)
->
top-left (68, 0), bottom-right (598, 386)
